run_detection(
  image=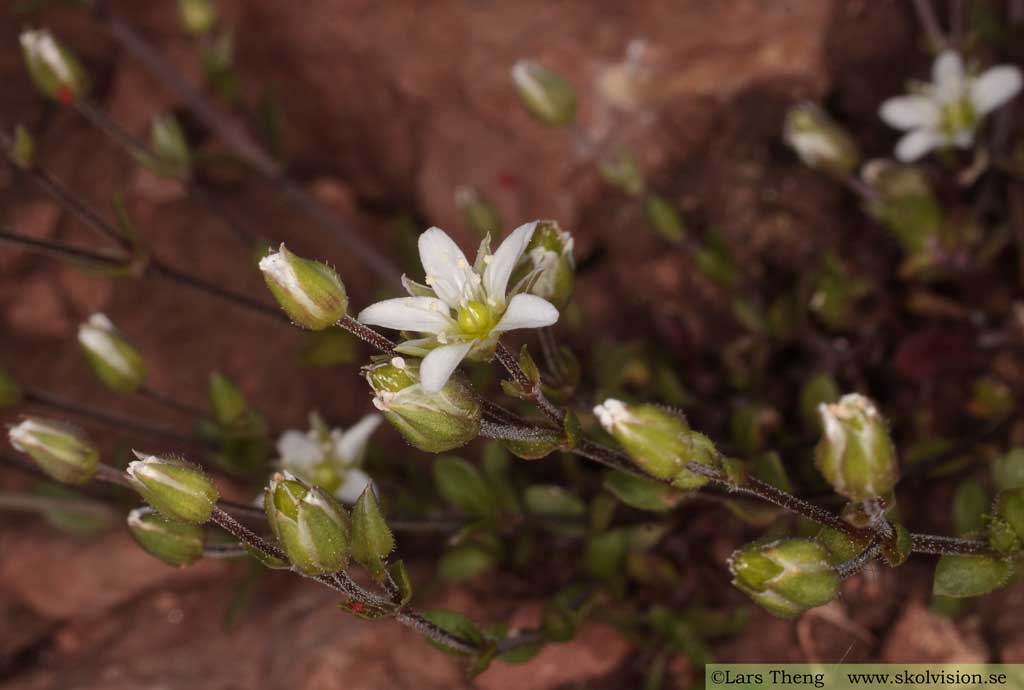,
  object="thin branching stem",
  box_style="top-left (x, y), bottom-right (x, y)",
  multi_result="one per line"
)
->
top-left (137, 385), bottom-right (208, 419)
top-left (495, 342), bottom-right (564, 425)
top-left (912, 0), bottom-right (950, 52)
